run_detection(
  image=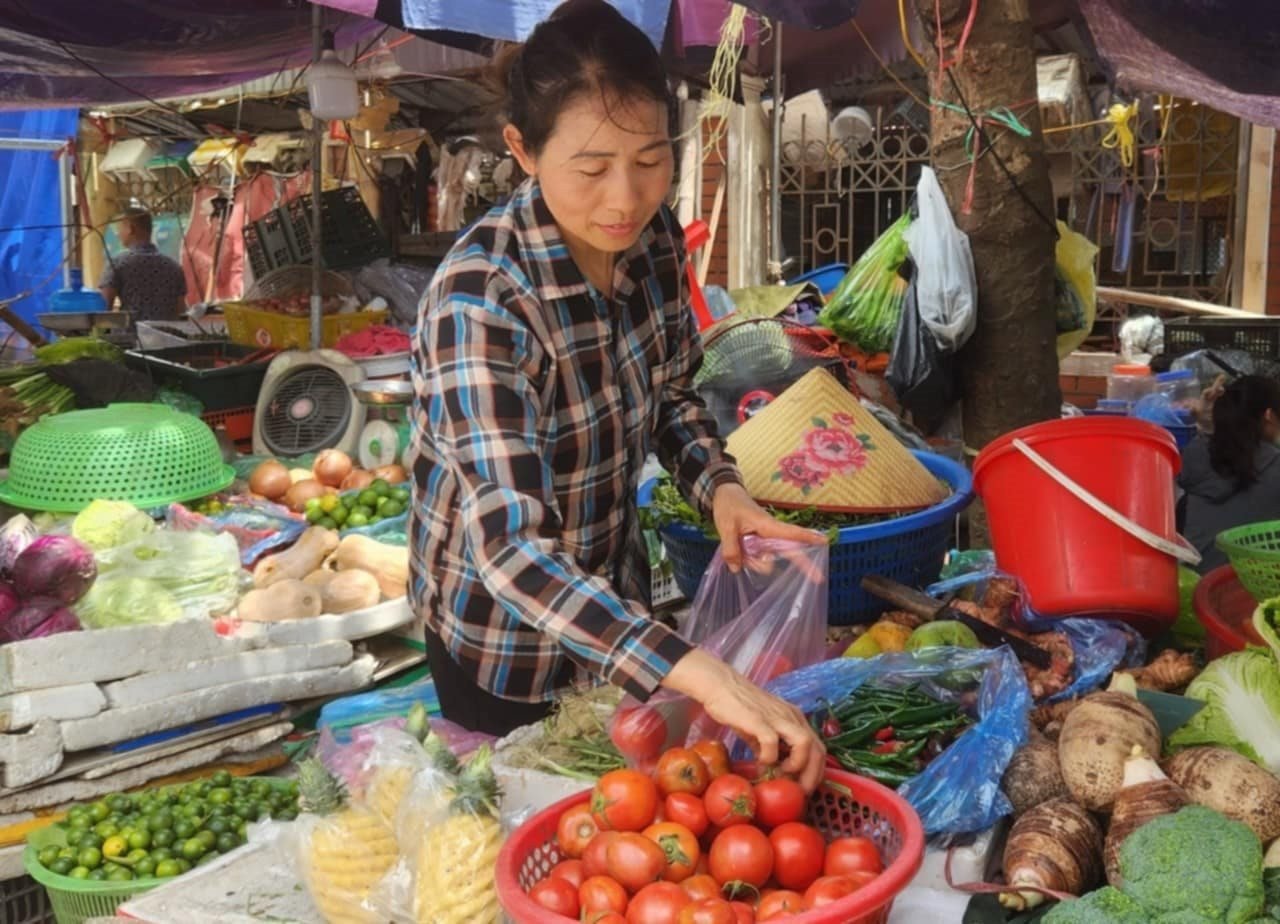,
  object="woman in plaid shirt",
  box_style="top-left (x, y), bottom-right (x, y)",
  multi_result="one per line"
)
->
top-left (410, 0), bottom-right (825, 789)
